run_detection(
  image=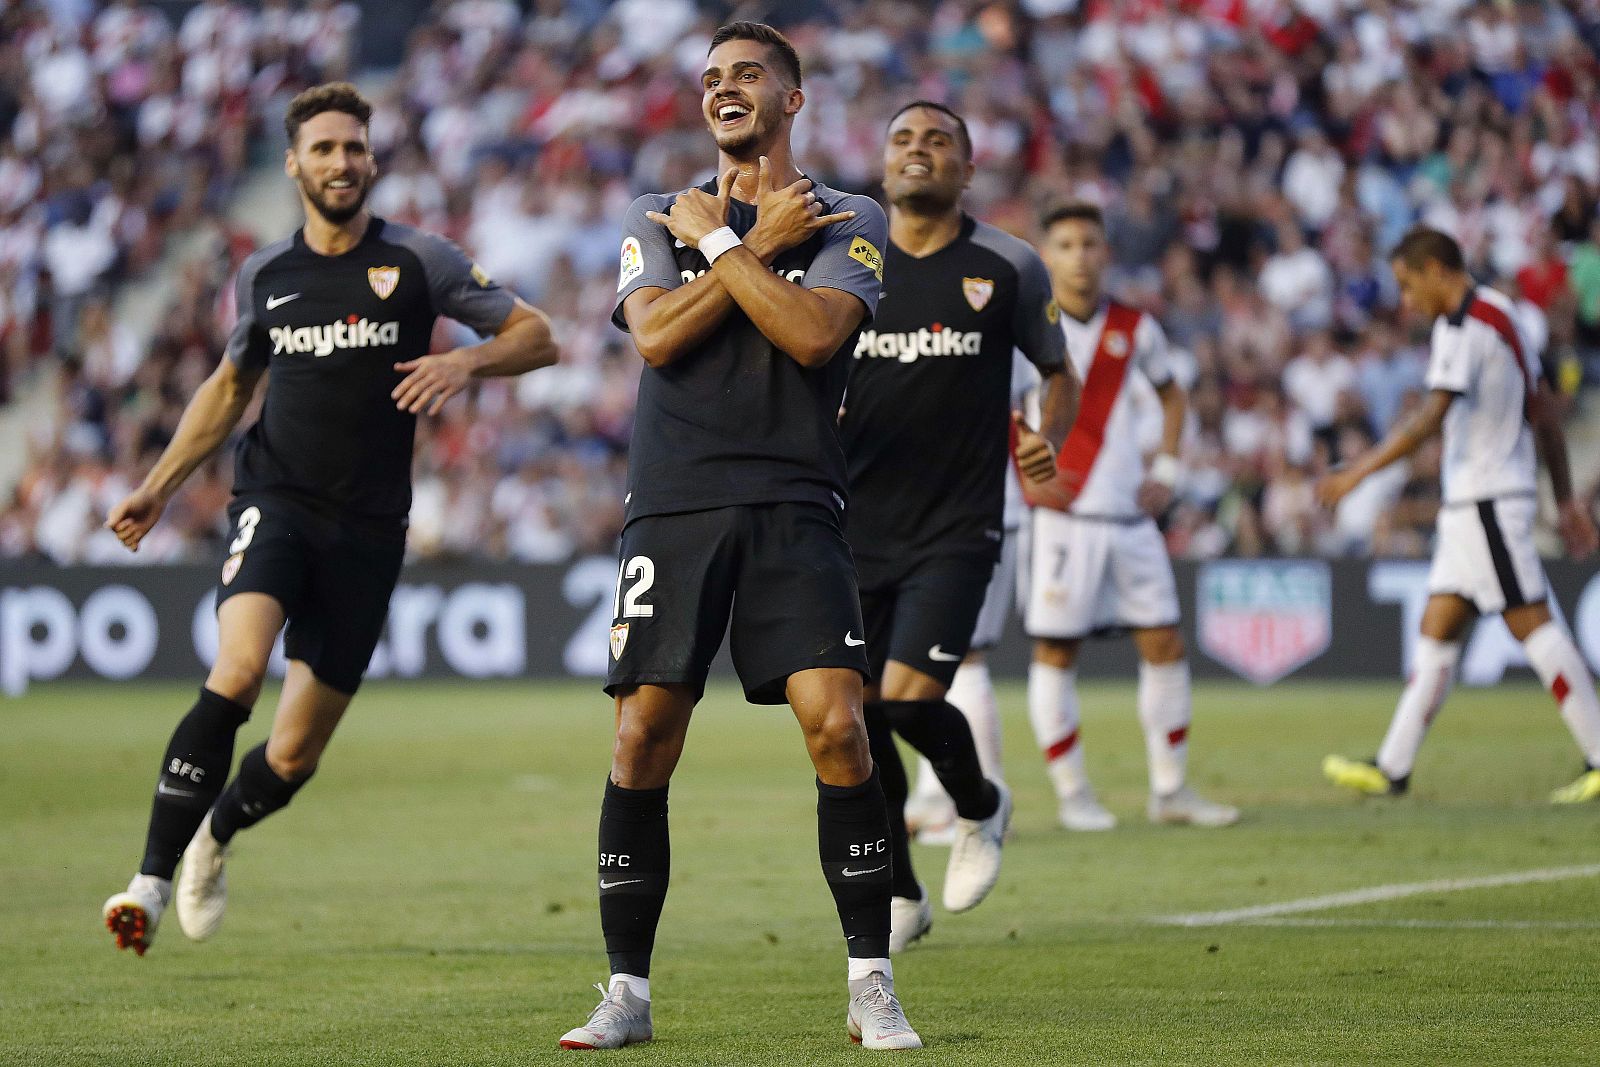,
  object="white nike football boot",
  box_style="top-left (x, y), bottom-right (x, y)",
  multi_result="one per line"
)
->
top-left (889, 882), bottom-right (933, 953)
top-left (175, 810), bottom-right (229, 940)
top-left (102, 874), bottom-right (171, 955)
top-left (1058, 787), bottom-right (1117, 831)
top-left (559, 980), bottom-right (654, 1049)
top-left (1148, 786), bottom-right (1240, 827)
top-left (847, 971), bottom-right (923, 1050)
top-left (942, 780), bottom-right (1011, 912)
